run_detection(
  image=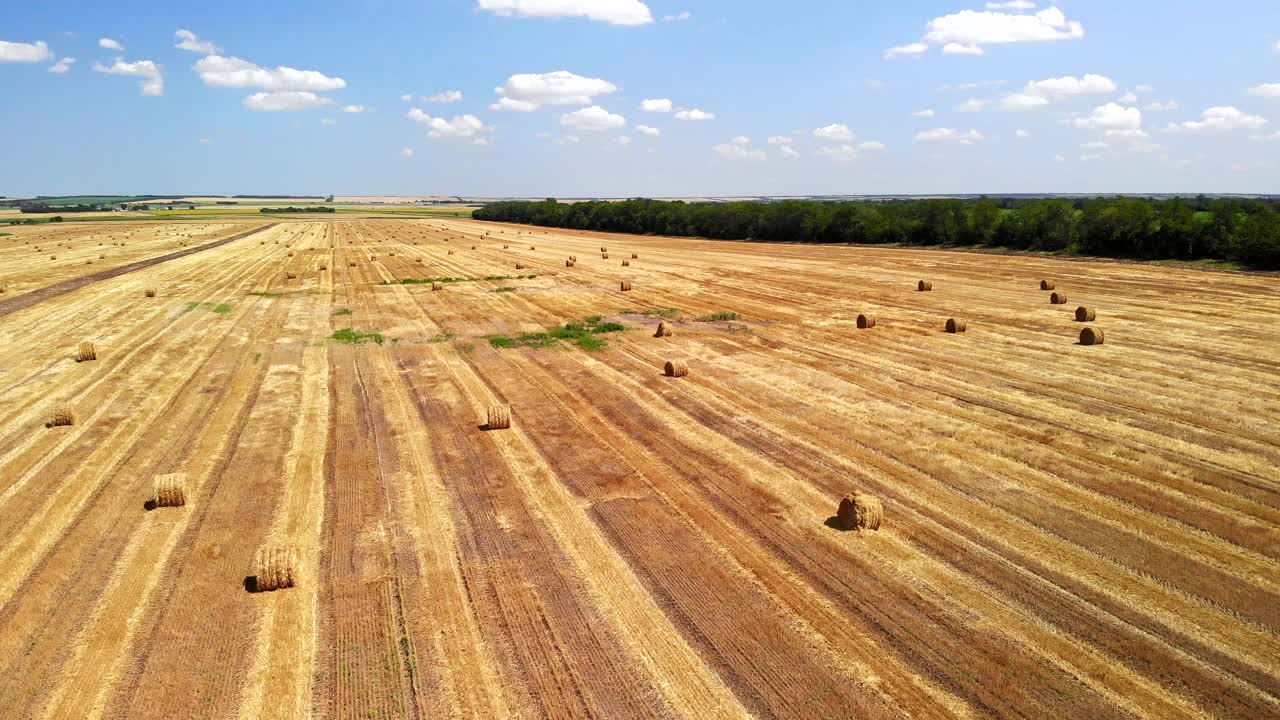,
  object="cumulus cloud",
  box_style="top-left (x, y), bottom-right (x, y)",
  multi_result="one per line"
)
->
top-left (943, 43), bottom-right (985, 55)
top-left (913, 109), bottom-right (937, 118)
top-left (93, 57), bottom-right (164, 96)
top-left (407, 108), bottom-right (494, 143)
top-left (635, 124), bottom-right (660, 136)
top-left (1247, 83), bottom-right (1280, 98)
top-left (491, 70), bottom-right (616, 111)
top-left (48, 57), bottom-right (76, 74)
top-left (401, 147), bottom-right (415, 158)
top-left (924, 7), bottom-right (1084, 48)
top-left (98, 38), bottom-right (124, 51)
top-left (1071, 102), bottom-right (1143, 132)
top-left (813, 123), bottom-right (854, 142)
top-left (477, 0), bottom-right (654, 26)
top-left (998, 74), bottom-right (1116, 111)
top-left (0, 40), bottom-right (53, 63)
top-left (174, 29), bottom-right (218, 54)
top-left (560, 105), bottom-right (626, 131)
top-left (713, 136), bottom-right (765, 161)
top-left (342, 104), bottom-right (367, 113)
top-left (195, 55), bottom-right (346, 92)
top-left (426, 90), bottom-right (463, 102)
top-left (915, 128), bottom-right (984, 143)
top-left (883, 42), bottom-right (928, 60)
top-left (243, 91), bottom-right (333, 111)
top-left (1166, 106), bottom-right (1267, 133)
top-left (674, 108), bottom-right (715, 121)
top-left (640, 98), bottom-right (672, 112)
